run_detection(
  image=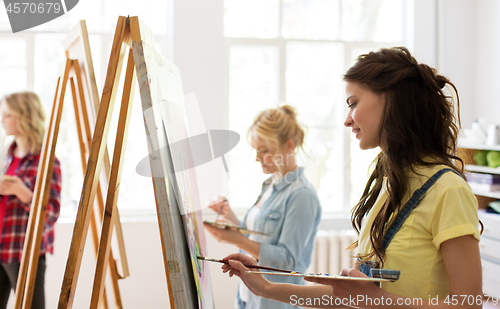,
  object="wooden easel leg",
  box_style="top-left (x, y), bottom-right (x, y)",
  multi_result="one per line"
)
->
top-left (21, 58), bottom-right (72, 309)
top-left (13, 76), bottom-right (62, 309)
top-left (74, 26), bottom-right (130, 291)
top-left (74, 60), bottom-right (127, 308)
top-left (90, 204), bottom-right (110, 309)
top-left (58, 17), bottom-right (129, 309)
top-left (96, 187), bottom-right (124, 307)
top-left (70, 76), bottom-right (110, 309)
top-left (90, 48), bottom-right (136, 309)
top-left (112, 208), bottom-right (130, 278)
